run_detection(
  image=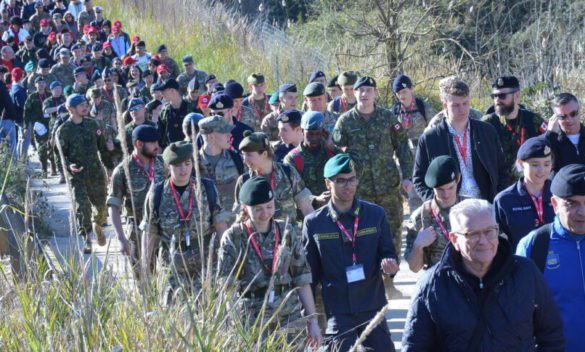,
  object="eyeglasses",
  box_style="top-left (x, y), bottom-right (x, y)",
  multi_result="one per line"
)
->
top-left (454, 226), bottom-right (499, 243)
top-left (490, 90), bottom-right (518, 100)
top-left (331, 176), bottom-right (359, 187)
top-left (556, 110), bottom-right (580, 120)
